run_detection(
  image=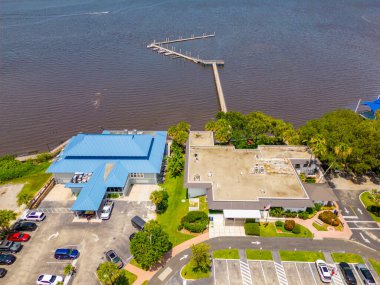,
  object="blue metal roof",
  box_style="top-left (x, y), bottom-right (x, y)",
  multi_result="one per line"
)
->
top-left (63, 134), bottom-right (153, 158)
top-left (47, 131), bottom-right (167, 211)
top-left (71, 164), bottom-right (108, 211)
top-left (362, 98), bottom-right (380, 113)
